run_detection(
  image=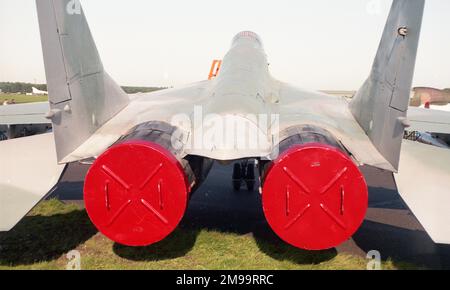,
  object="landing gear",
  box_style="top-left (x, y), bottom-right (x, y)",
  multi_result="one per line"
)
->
top-left (232, 163), bottom-right (242, 191)
top-left (245, 163), bottom-right (256, 191)
top-left (232, 160), bottom-right (256, 192)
